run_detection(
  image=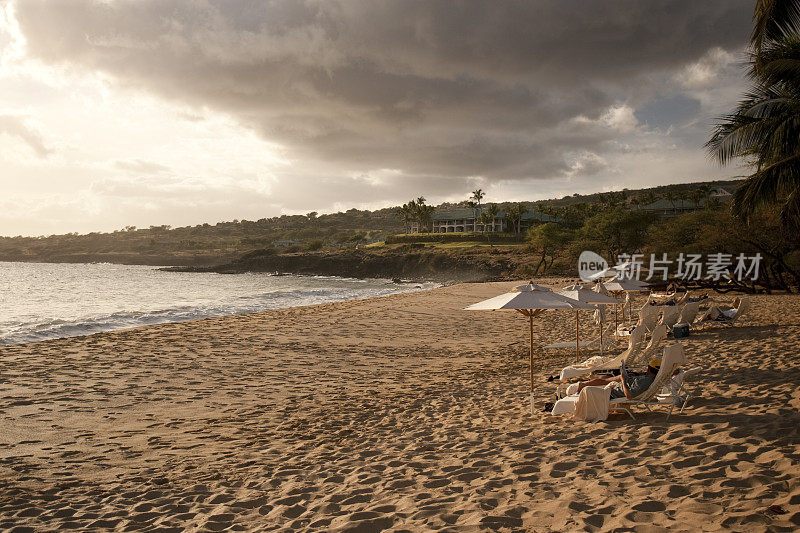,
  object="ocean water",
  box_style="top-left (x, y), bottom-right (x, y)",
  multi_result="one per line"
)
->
top-left (0, 262), bottom-right (439, 345)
